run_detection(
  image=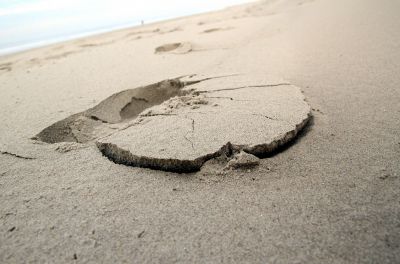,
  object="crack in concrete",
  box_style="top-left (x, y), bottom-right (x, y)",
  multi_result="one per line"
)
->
top-left (182, 117), bottom-right (195, 151)
top-left (182, 74), bottom-right (241, 86)
top-left (0, 151), bottom-right (35, 160)
top-left (206, 96), bottom-right (234, 100)
top-left (196, 83), bottom-right (292, 94)
top-left (205, 96), bottom-right (255, 102)
top-left (140, 113), bottom-right (178, 117)
top-left (185, 111), bottom-right (216, 115)
top-left (263, 116), bottom-right (277, 121)
top-left (251, 113), bottom-right (279, 121)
